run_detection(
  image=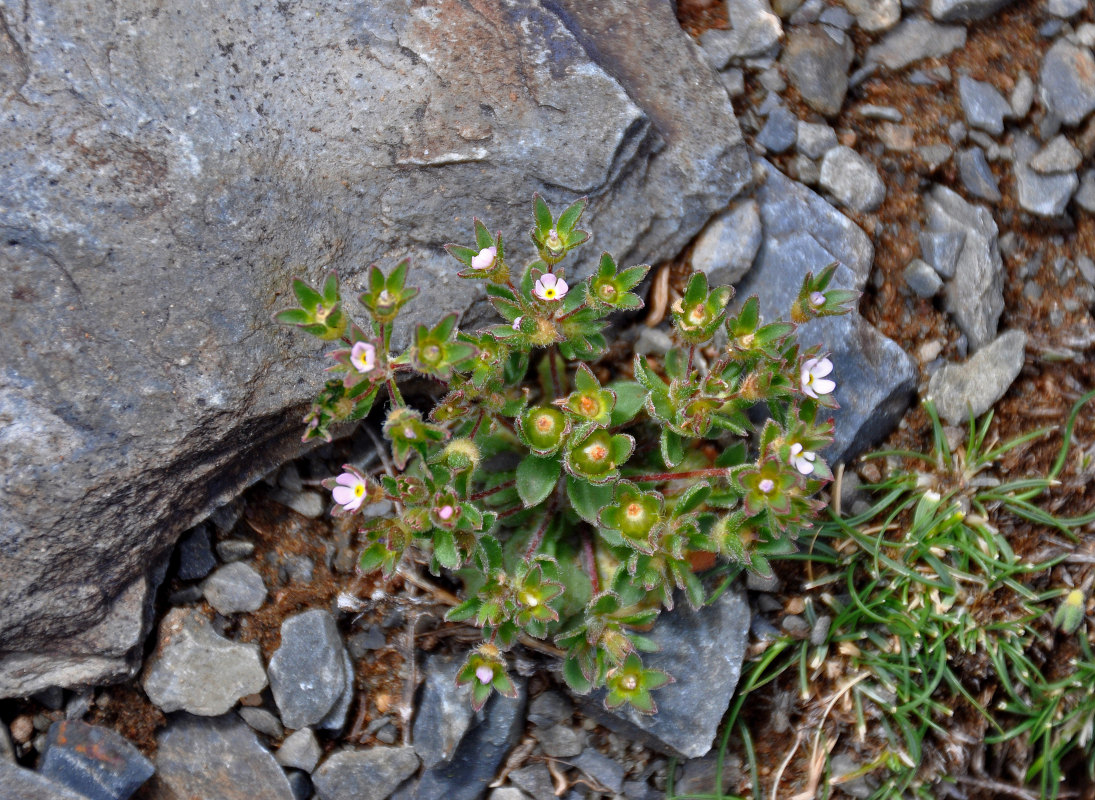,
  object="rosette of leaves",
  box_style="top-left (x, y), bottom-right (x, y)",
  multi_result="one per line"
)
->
top-left (444, 218), bottom-right (509, 284)
top-left (275, 271), bottom-right (348, 340)
top-left (358, 259), bottom-right (419, 326)
top-left (671, 272), bottom-right (732, 345)
top-left (408, 313), bottom-right (476, 381)
top-left (588, 253), bottom-right (649, 312)
top-left (530, 194), bottom-right (589, 266)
